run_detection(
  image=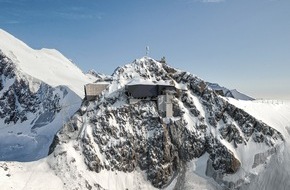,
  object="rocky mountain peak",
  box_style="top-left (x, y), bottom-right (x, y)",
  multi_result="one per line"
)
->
top-left (112, 57), bottom-right (172, 81)
top-left (50, 57), bottom-right (284, 189)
